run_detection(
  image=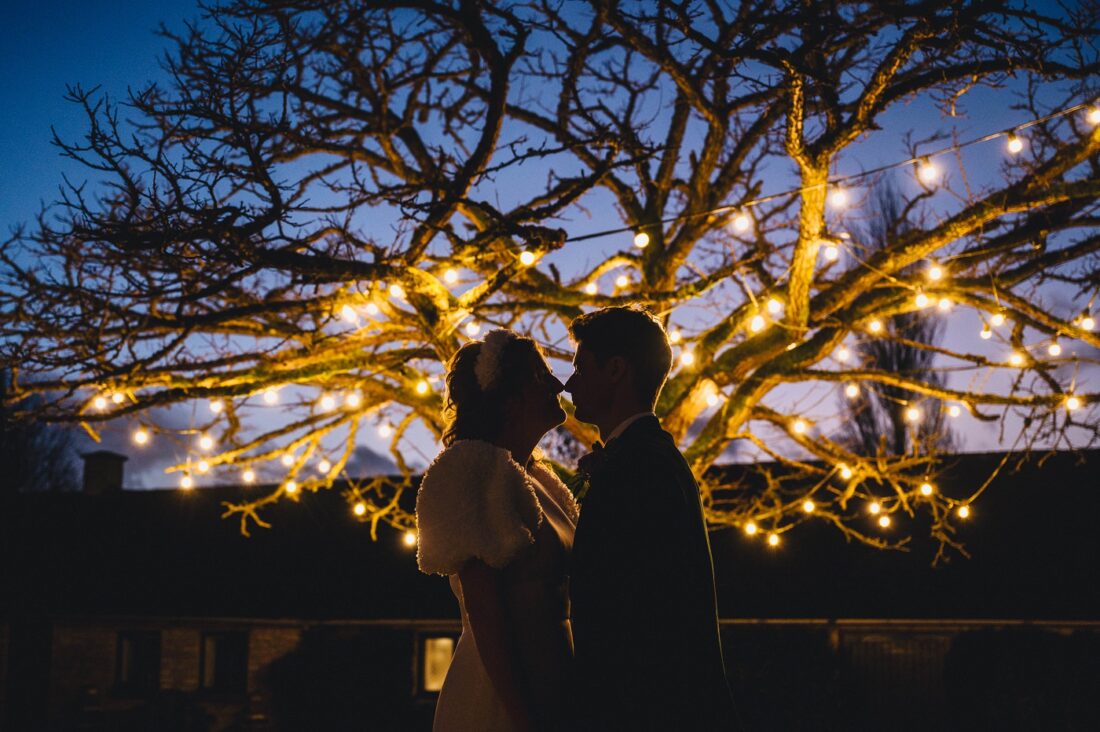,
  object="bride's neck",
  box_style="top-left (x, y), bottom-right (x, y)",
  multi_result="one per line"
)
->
top-left (495, 432), bottom-right (538, 469)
